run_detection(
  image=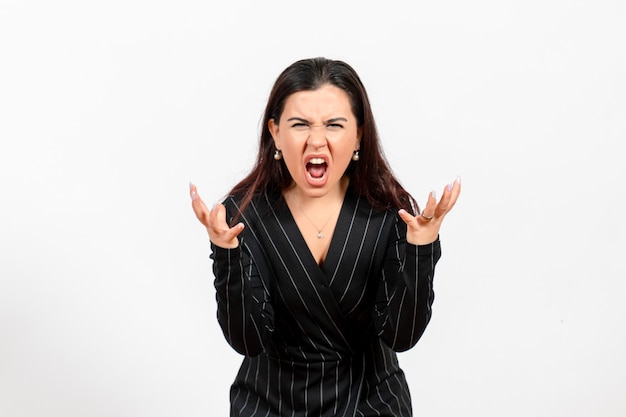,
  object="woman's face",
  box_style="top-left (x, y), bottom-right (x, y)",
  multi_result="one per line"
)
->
top-left (269, 84), bottom-right (361, 199)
